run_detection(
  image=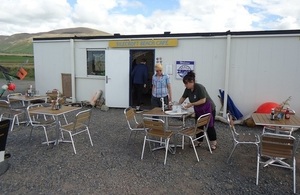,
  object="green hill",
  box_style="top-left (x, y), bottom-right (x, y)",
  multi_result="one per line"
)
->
top-left (0, 27), bottom-right (111, 79)
top-left (0, 33), bottom-right (33, 54)
top-left (0, 27), bottom-right (111, 55)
